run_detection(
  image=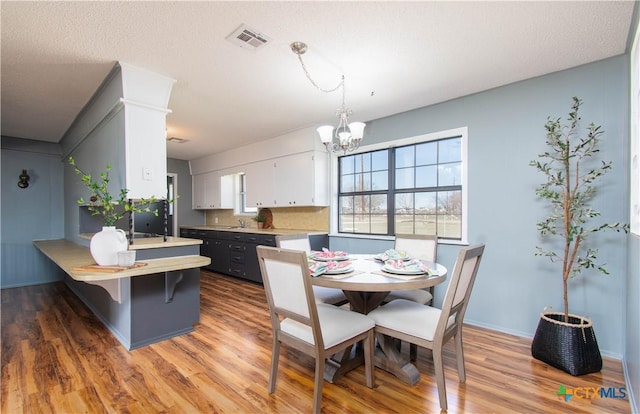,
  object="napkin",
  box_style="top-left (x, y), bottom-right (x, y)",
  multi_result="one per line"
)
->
top-left (308, 260), bottom-right (327, 277)
top-left (384, 258), bottom-right (430, 273)
top-left (311, 247), bottom-right (349, 260)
